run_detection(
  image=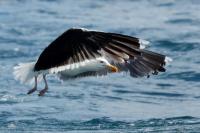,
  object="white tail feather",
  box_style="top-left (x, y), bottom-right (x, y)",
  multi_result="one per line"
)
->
top-left (13, 62), bottom-right (37, 84)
